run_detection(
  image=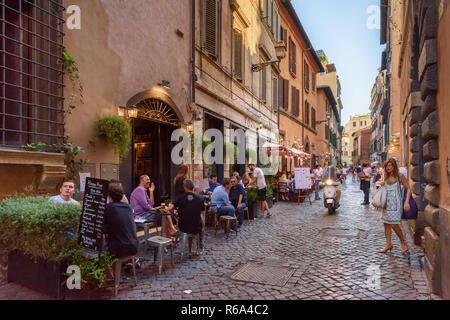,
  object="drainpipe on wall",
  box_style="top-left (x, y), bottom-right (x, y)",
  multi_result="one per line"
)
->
top-left (191, 0), bottom-right (196, 109)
